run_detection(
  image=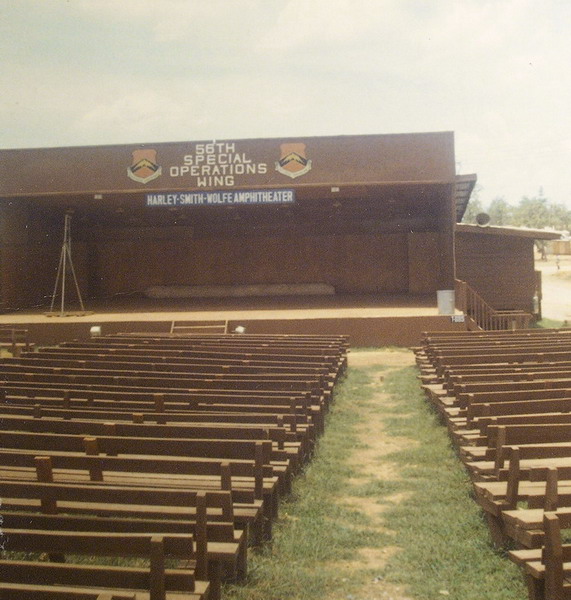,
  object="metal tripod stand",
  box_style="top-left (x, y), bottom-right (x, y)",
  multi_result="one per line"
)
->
top-left (49, 212), bottom-right (86, 316)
